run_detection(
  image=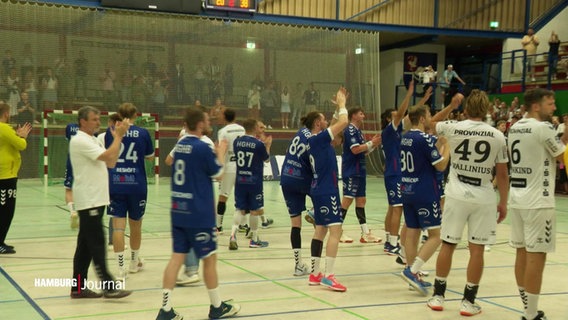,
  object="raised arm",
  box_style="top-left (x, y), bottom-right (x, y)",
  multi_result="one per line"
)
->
top-left (393, 80), bottom-right (415, 127)
top-left (430, 93), bottom-right (464, 134)
top-left (329, 87), bottom-right (349, 137)
top-left (98, 121), bottom-right (130, 168)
